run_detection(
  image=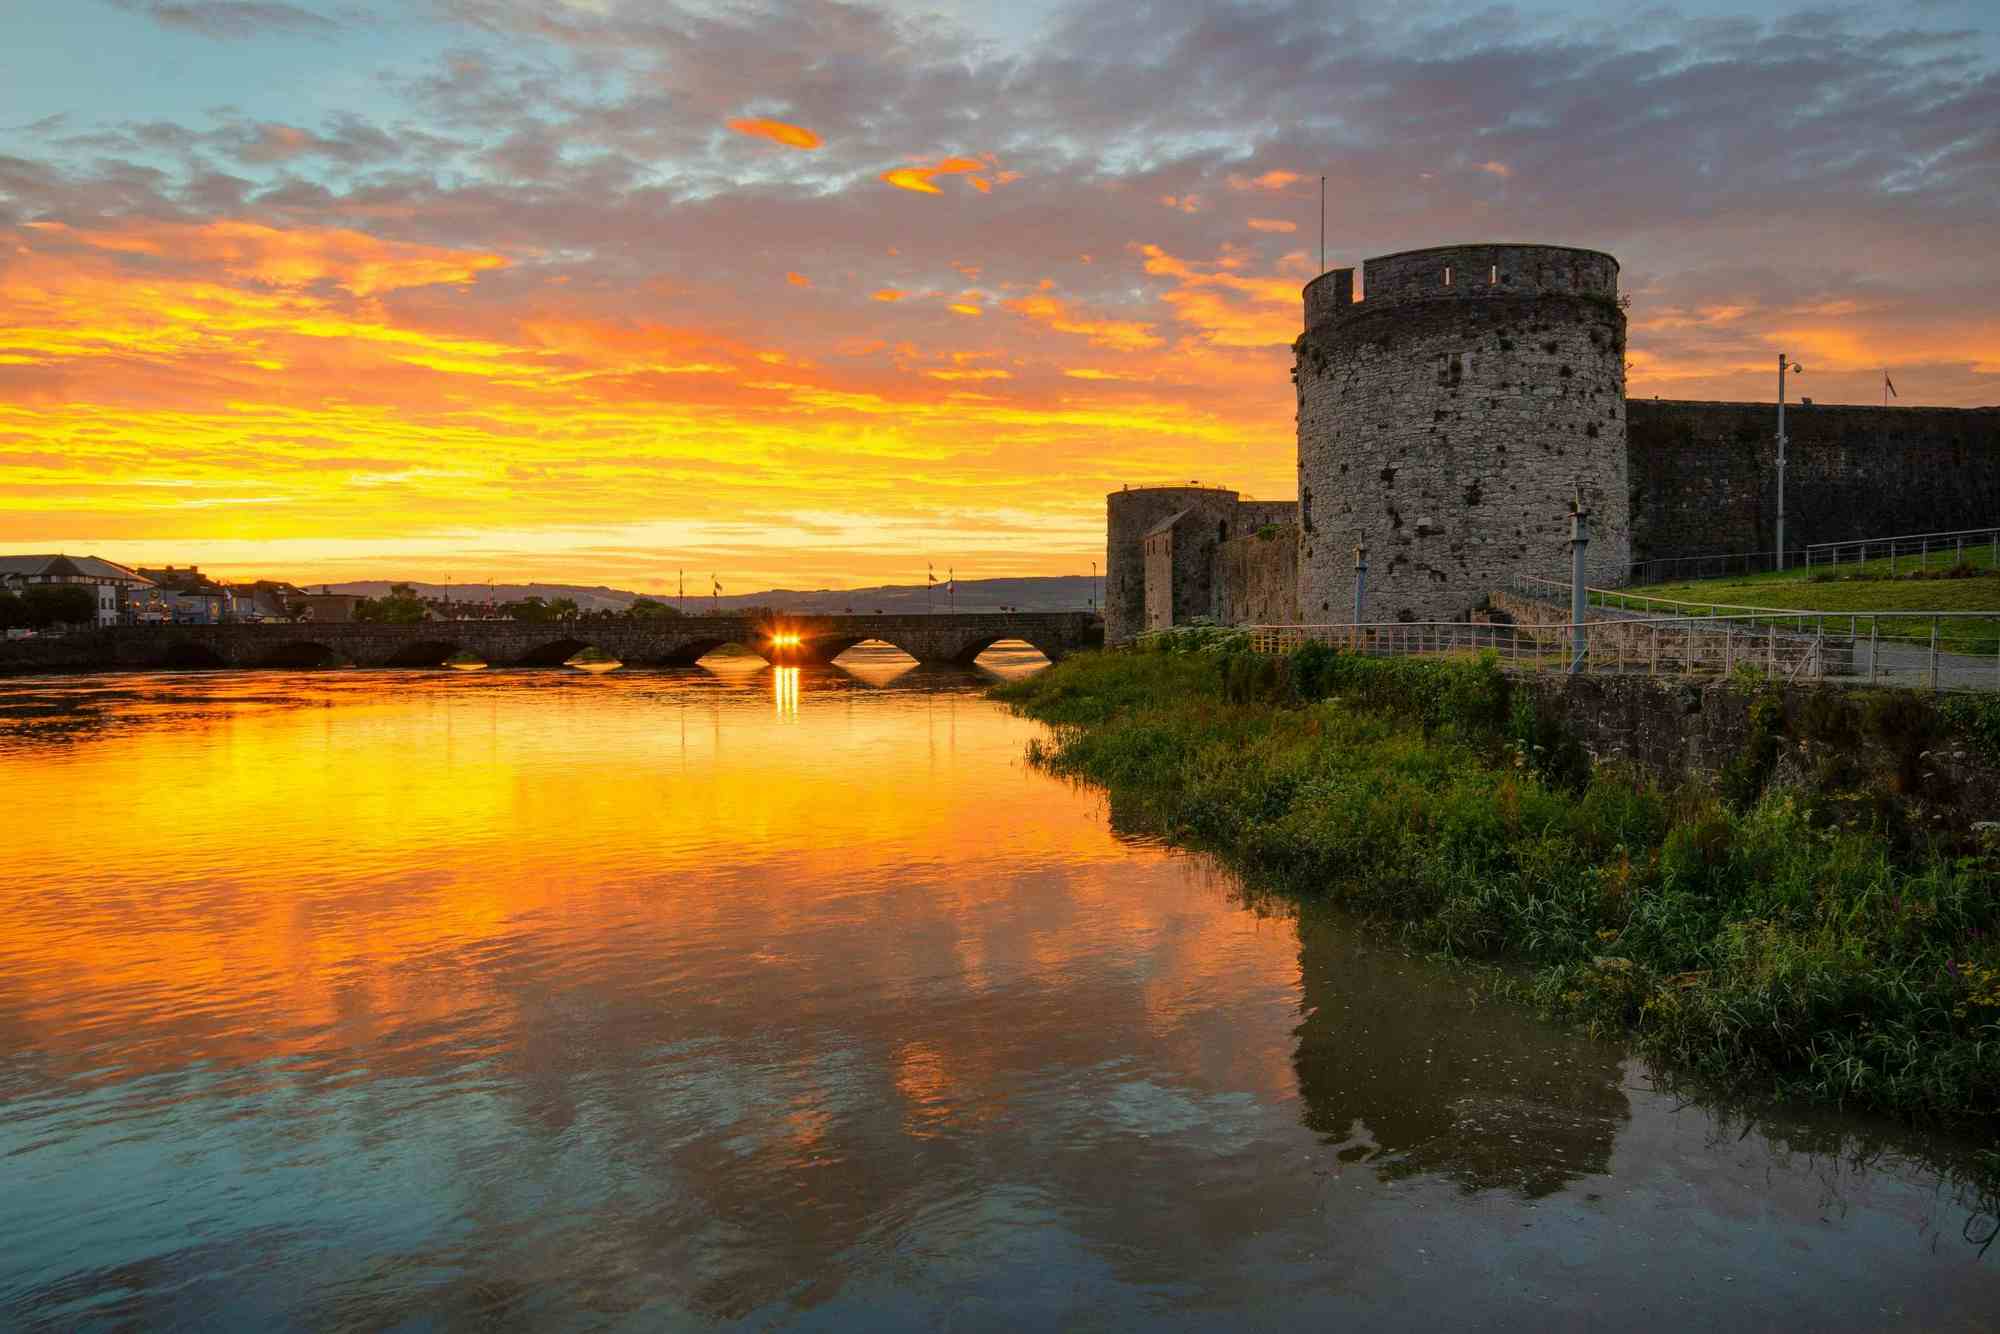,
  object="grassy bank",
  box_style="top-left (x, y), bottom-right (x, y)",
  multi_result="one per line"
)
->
top-left (997, 640), bottom-right (2000, 1126)
top-left (1613, 564), bottom-right (2000, 654)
